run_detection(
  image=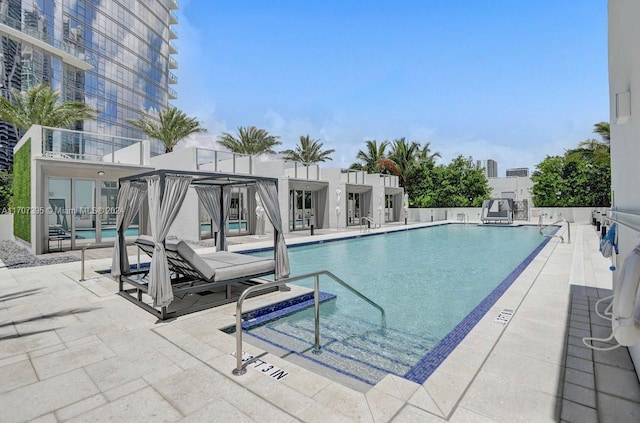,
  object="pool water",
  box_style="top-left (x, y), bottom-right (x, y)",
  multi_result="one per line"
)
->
top-left (75, 227), bottom-right (140, 239)
top-left (242, 224), bottom-right (550, 385)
